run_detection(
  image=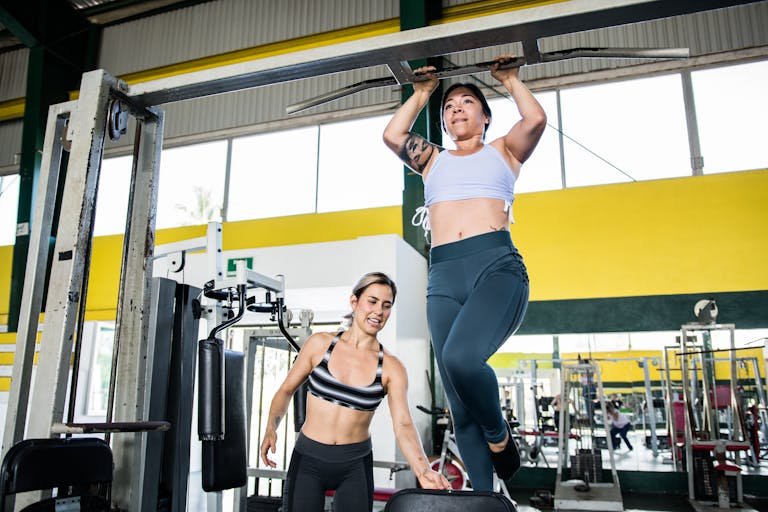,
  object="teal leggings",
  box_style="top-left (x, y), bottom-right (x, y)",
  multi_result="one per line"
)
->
top-left (427, 231), bottom-right (529, 491)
